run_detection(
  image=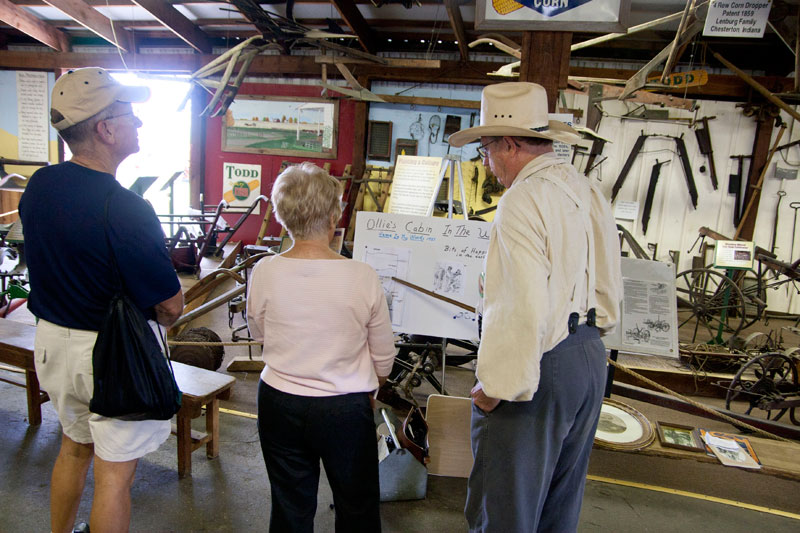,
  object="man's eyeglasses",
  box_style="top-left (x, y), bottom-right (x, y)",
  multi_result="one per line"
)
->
top-left (103, 111), bottom-right (137, 122)
top-left (476, 138), bottom-right (499, 159)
